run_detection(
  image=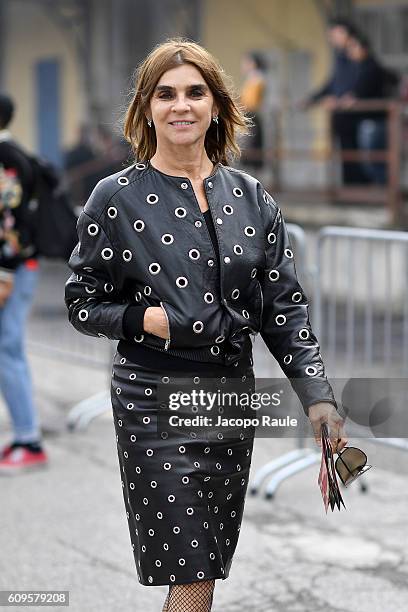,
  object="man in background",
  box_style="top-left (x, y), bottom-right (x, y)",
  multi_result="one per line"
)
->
top-left (345, 31), bottom-right (397, 184)
top-left (0, 93), bottom-right (48, 474)
top-left (301, 17), bottom-right (359, 109)
top-left (299, 17), bottom-right (367, 184)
